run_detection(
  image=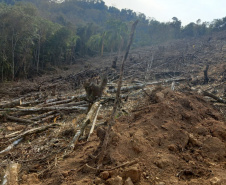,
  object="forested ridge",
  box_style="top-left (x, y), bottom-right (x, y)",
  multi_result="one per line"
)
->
top-left (0, 0), bottom-right (226, 81)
